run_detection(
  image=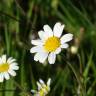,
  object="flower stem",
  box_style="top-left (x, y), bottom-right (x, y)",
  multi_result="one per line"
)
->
top-left (12, 79), bottom-right (32, 96)
top-left (63, 57), bottom-right (86, 96)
